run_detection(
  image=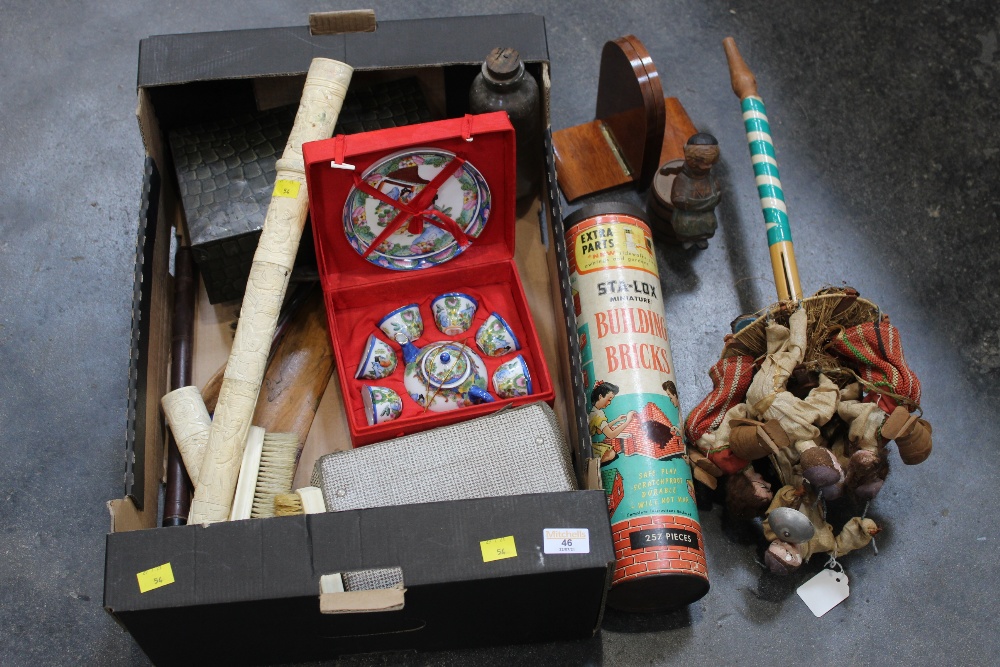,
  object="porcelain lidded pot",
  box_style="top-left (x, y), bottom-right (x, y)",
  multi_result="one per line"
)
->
top-left (403, 340), bottom-right (493, 412)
